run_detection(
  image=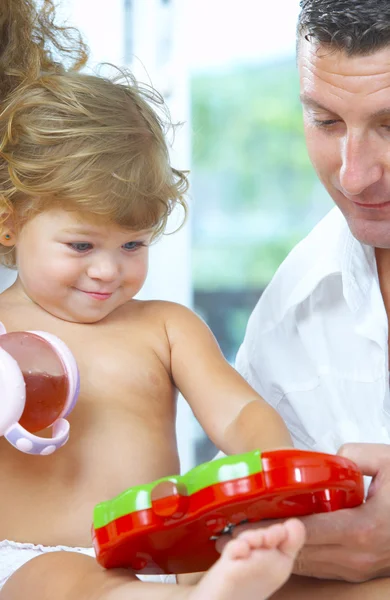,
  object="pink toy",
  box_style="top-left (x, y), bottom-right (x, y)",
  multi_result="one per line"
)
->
top-left (0, 322), bottom-right (79, 455)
